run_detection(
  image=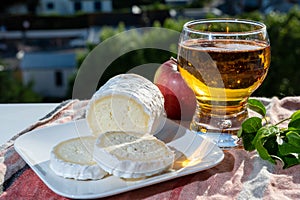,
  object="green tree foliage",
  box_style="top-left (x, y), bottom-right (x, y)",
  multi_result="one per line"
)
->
top-left (239, 6), bottom-right (300, 97)
top-left (188, 0), bottom-right (214, 8)
top-left (0, 70), bottom-right (42, 103)
top-left (97, 22), bottom-right (178, 87)
top-left (69, 6), bottom-right (300, 98)
top-left (163, 18), bottom-right (190, 32)
top-left (66, 21), bottom-right (178, 98)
